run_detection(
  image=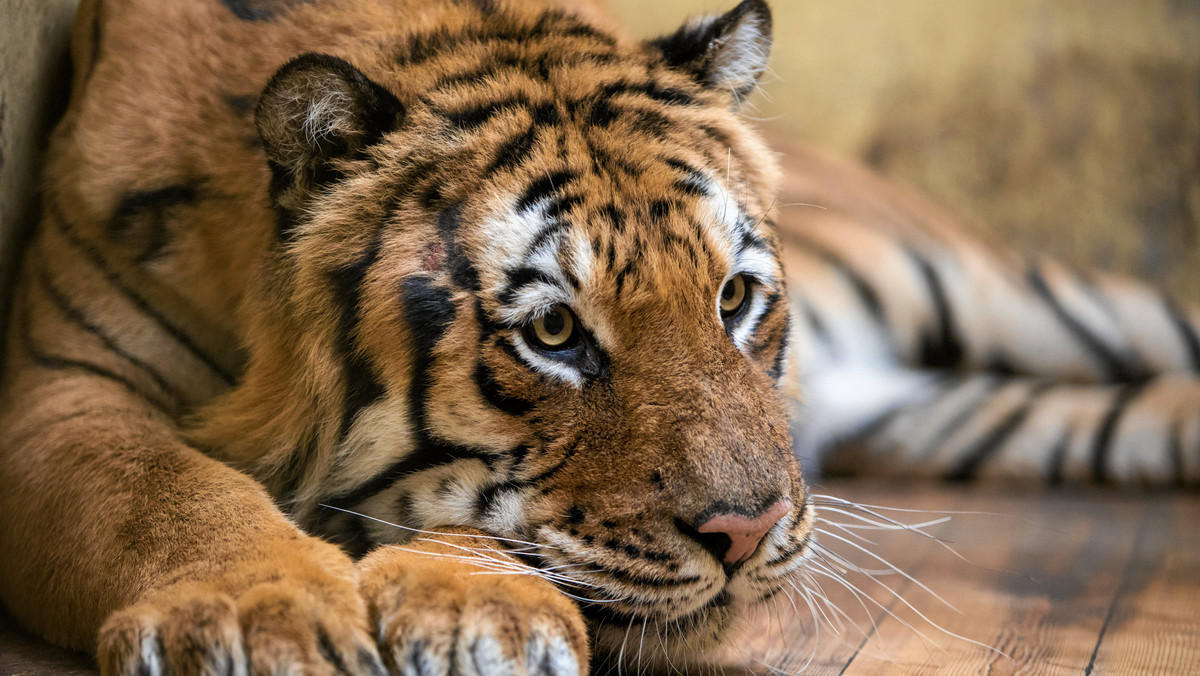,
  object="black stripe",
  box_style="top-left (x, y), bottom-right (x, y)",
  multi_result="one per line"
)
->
top-left (787, 234), bottom-right (887, 327)
top-left (1169, 418), bottom-right (1187, 487)
top-left (582, 589), bottom-right (728, 627)
top-left (1164, 297), bottom-right (1200, 372)
top-left (1045, 428), bottom-right (1073, 486)
top-left (599, 80), bottom-right (695, 107)
top-left (1090, 382), bottom-right (1148, 483)
top-left (106, 183), bottom-right (198, 264)
top-left (395, 10), bottom-right (615, 66)
top-left (792, 292), bottom-right (835, 354)
top-left (499, 266), bottom-right (559, 305)
top-left (474, 360), bottom-right (535, 415)
top-left (764, 530), bottom-right (812, 568)
top-left (323, 446), bottom-right (493, 515)
top-left (328, 224), bottom-right (388, 439)
top-left (521, 435), bottom-right (582, 486)
top-left (320, 278), bottom-right (497, 513)
top-left (944, 383), bottom-right (1050, 481)
top-left (613, 258), bottom-right (636, 296)
top-left (908, 250), bottom-right (965, 369)
top-left (437, 207), bottom-right (481, 291)
top-left (441, 96), bottom-right (530, 131)
top-left (486, 124), bottom-right (541, 176)
top-left (220, 0), bottom-right (312, 22)
top-left (544, 193), bottom-right (586, 221)
top-left (19, 301), bottom-right (162, 408)
top-left (37, 266), bottom-right (181, 405)
top-left (517, 170), bottom-right (577, 212)
top-left (48, 205), bottom-right (236, 384)
top-left (1027, 265), bottom-right (1132, 382)
top-left (316, 627), bottom-right (353, 676)
top-left (475, 479), bottom-right (520, 519)
top-left (767, 317), bottom-right (790, 382)
top-left (917, 377), bottom-right (1002, 454)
